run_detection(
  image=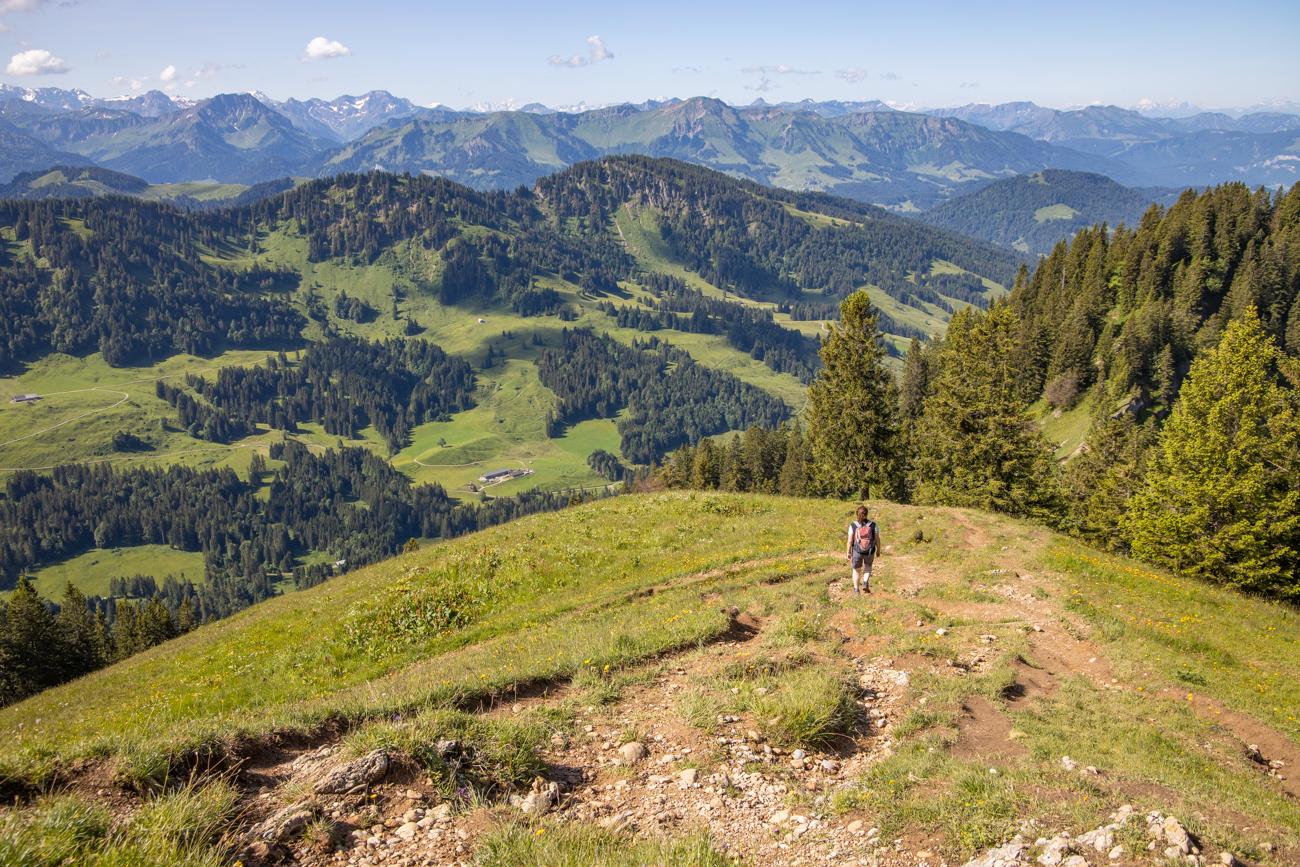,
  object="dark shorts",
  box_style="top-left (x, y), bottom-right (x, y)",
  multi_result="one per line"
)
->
top-left (852, 551), bottom-right (875, 570)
